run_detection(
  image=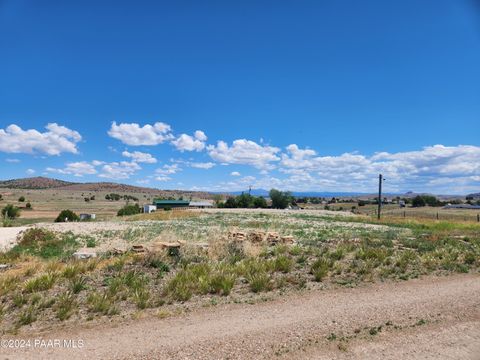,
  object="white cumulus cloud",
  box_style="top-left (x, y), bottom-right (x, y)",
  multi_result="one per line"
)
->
top-left (98, 161), bottom-right (141, 179)
top-left (207, 139), bottom-right (280, 169)
top-left (171, 130), bottom-right (207, 152)
top-left (0, 123), bottom-right (82, 155)
top-left (190, 162), bottom-right (215, 169)
top-left (108, 122), bottom-right (173, 146)
top-left (46, 161), bottom-right (98, 177)
top-left (122, 150), bottom-right (157, 163)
